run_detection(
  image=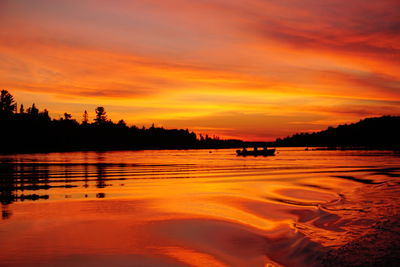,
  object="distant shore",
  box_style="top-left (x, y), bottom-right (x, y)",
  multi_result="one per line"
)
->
top-left (275, 116), bottom-right (400, 150)
top-left (2, 91), bottom-right (400, 154)
top-left (0, 90), bottom-right (245, 155)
